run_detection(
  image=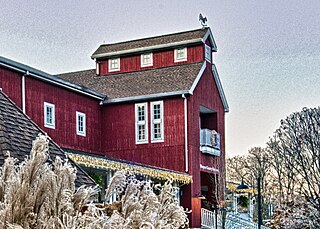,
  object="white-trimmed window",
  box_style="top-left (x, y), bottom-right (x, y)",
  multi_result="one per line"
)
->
top-left (174, 47), bottom-right (187, 62)
top-left (108, 58), bottom-right (120, 72)
top-left (135, 103), bottom-right (148, 144)
top-left (151, 101), bottom-right (164, 142)
top-left (205, 44), bottom-right (212, 62)
top-left (44, 102), bottom-right (55, 129)
top-left (141, 53), bottom-right (153, 67)
top-left (76, 112), bottom-right (86, 136)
